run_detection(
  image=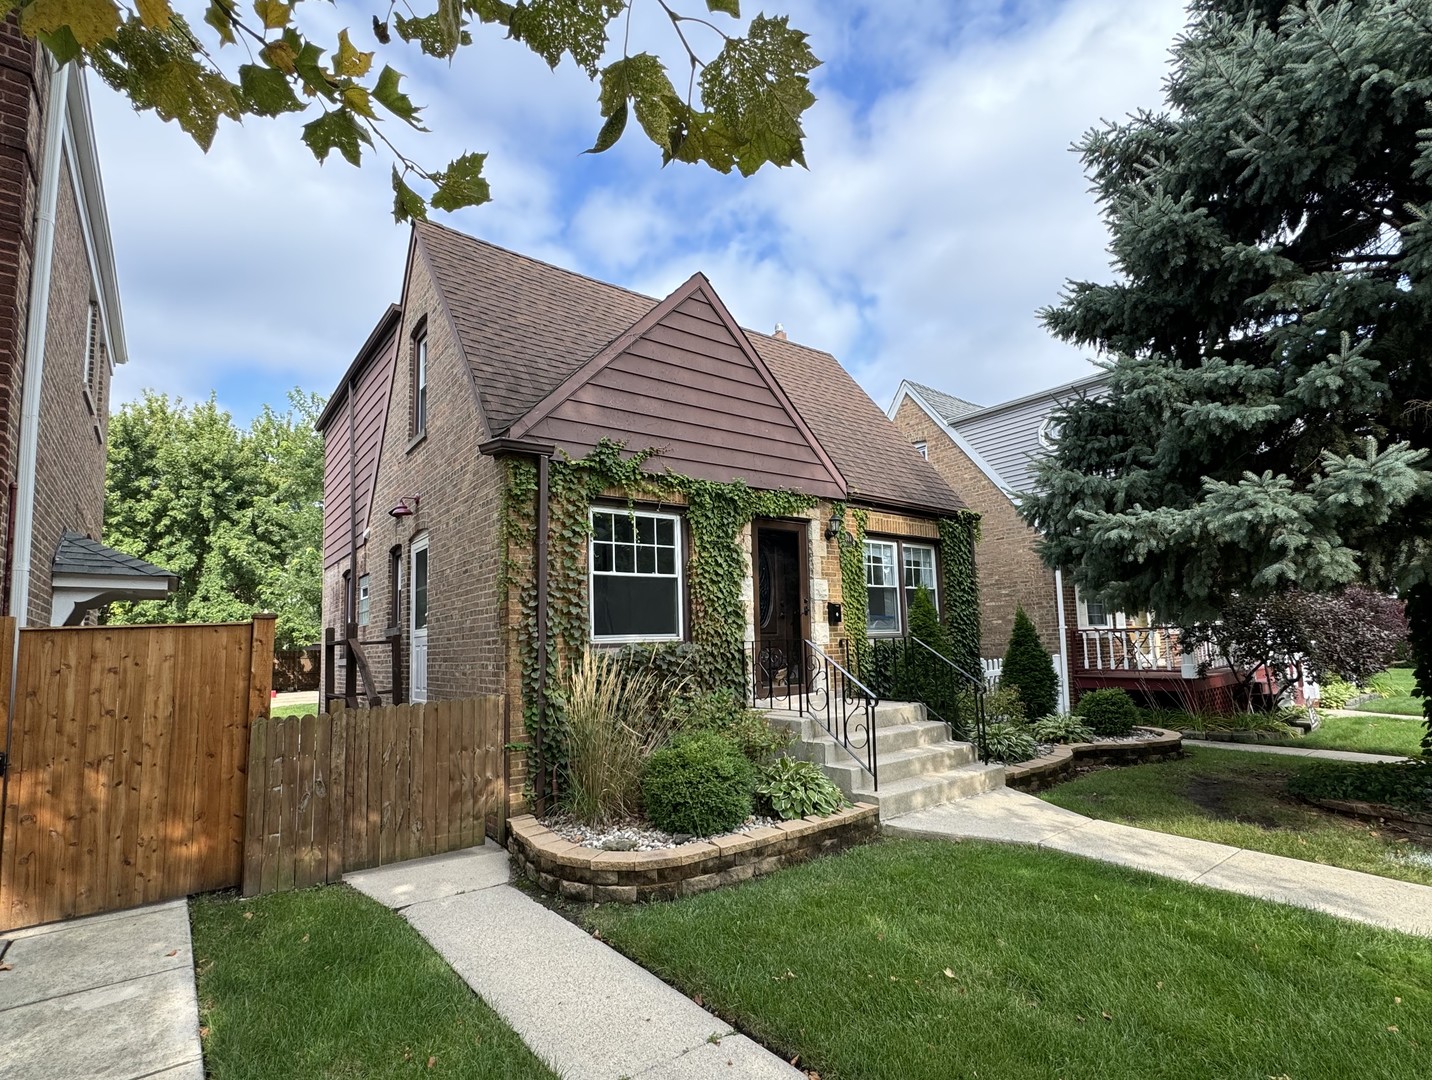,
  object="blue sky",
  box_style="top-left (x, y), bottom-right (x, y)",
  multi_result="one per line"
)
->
top-left (91, 0), bottom-right (1188, 428)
